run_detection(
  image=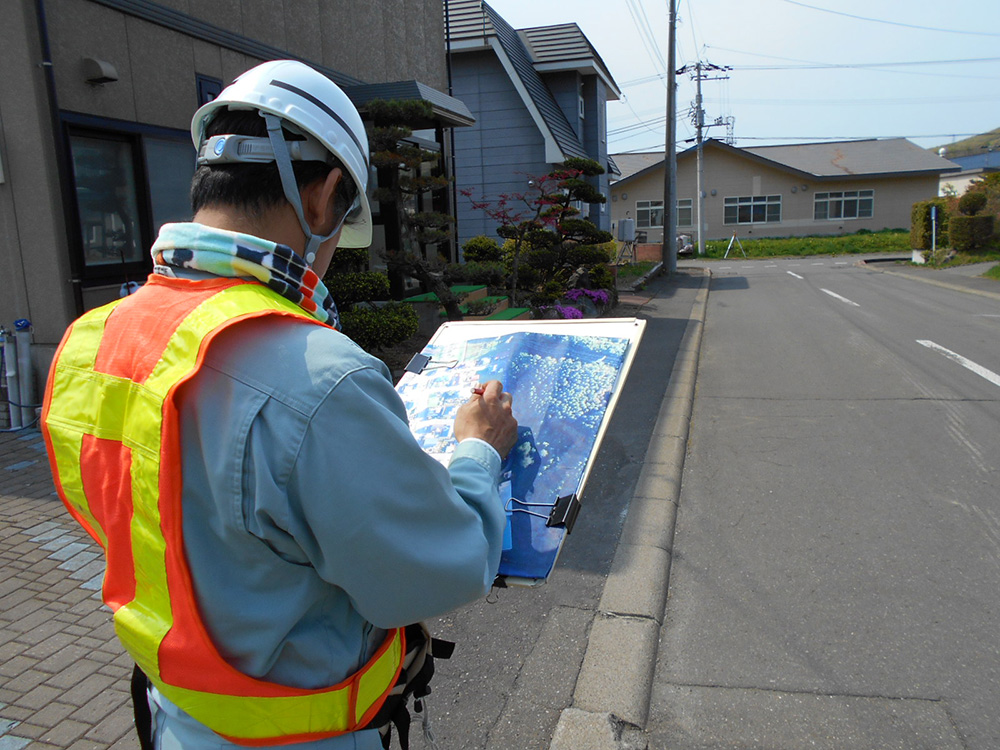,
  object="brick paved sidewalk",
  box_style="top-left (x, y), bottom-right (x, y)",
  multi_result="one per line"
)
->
top-left (1, 429), bottom-right (137, 750)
